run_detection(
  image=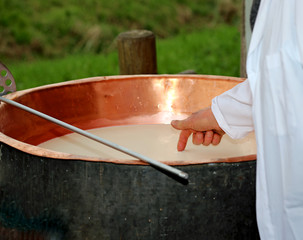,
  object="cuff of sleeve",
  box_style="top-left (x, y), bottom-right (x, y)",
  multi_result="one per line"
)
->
top-left (211, 97), bottom-right (252, 139)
